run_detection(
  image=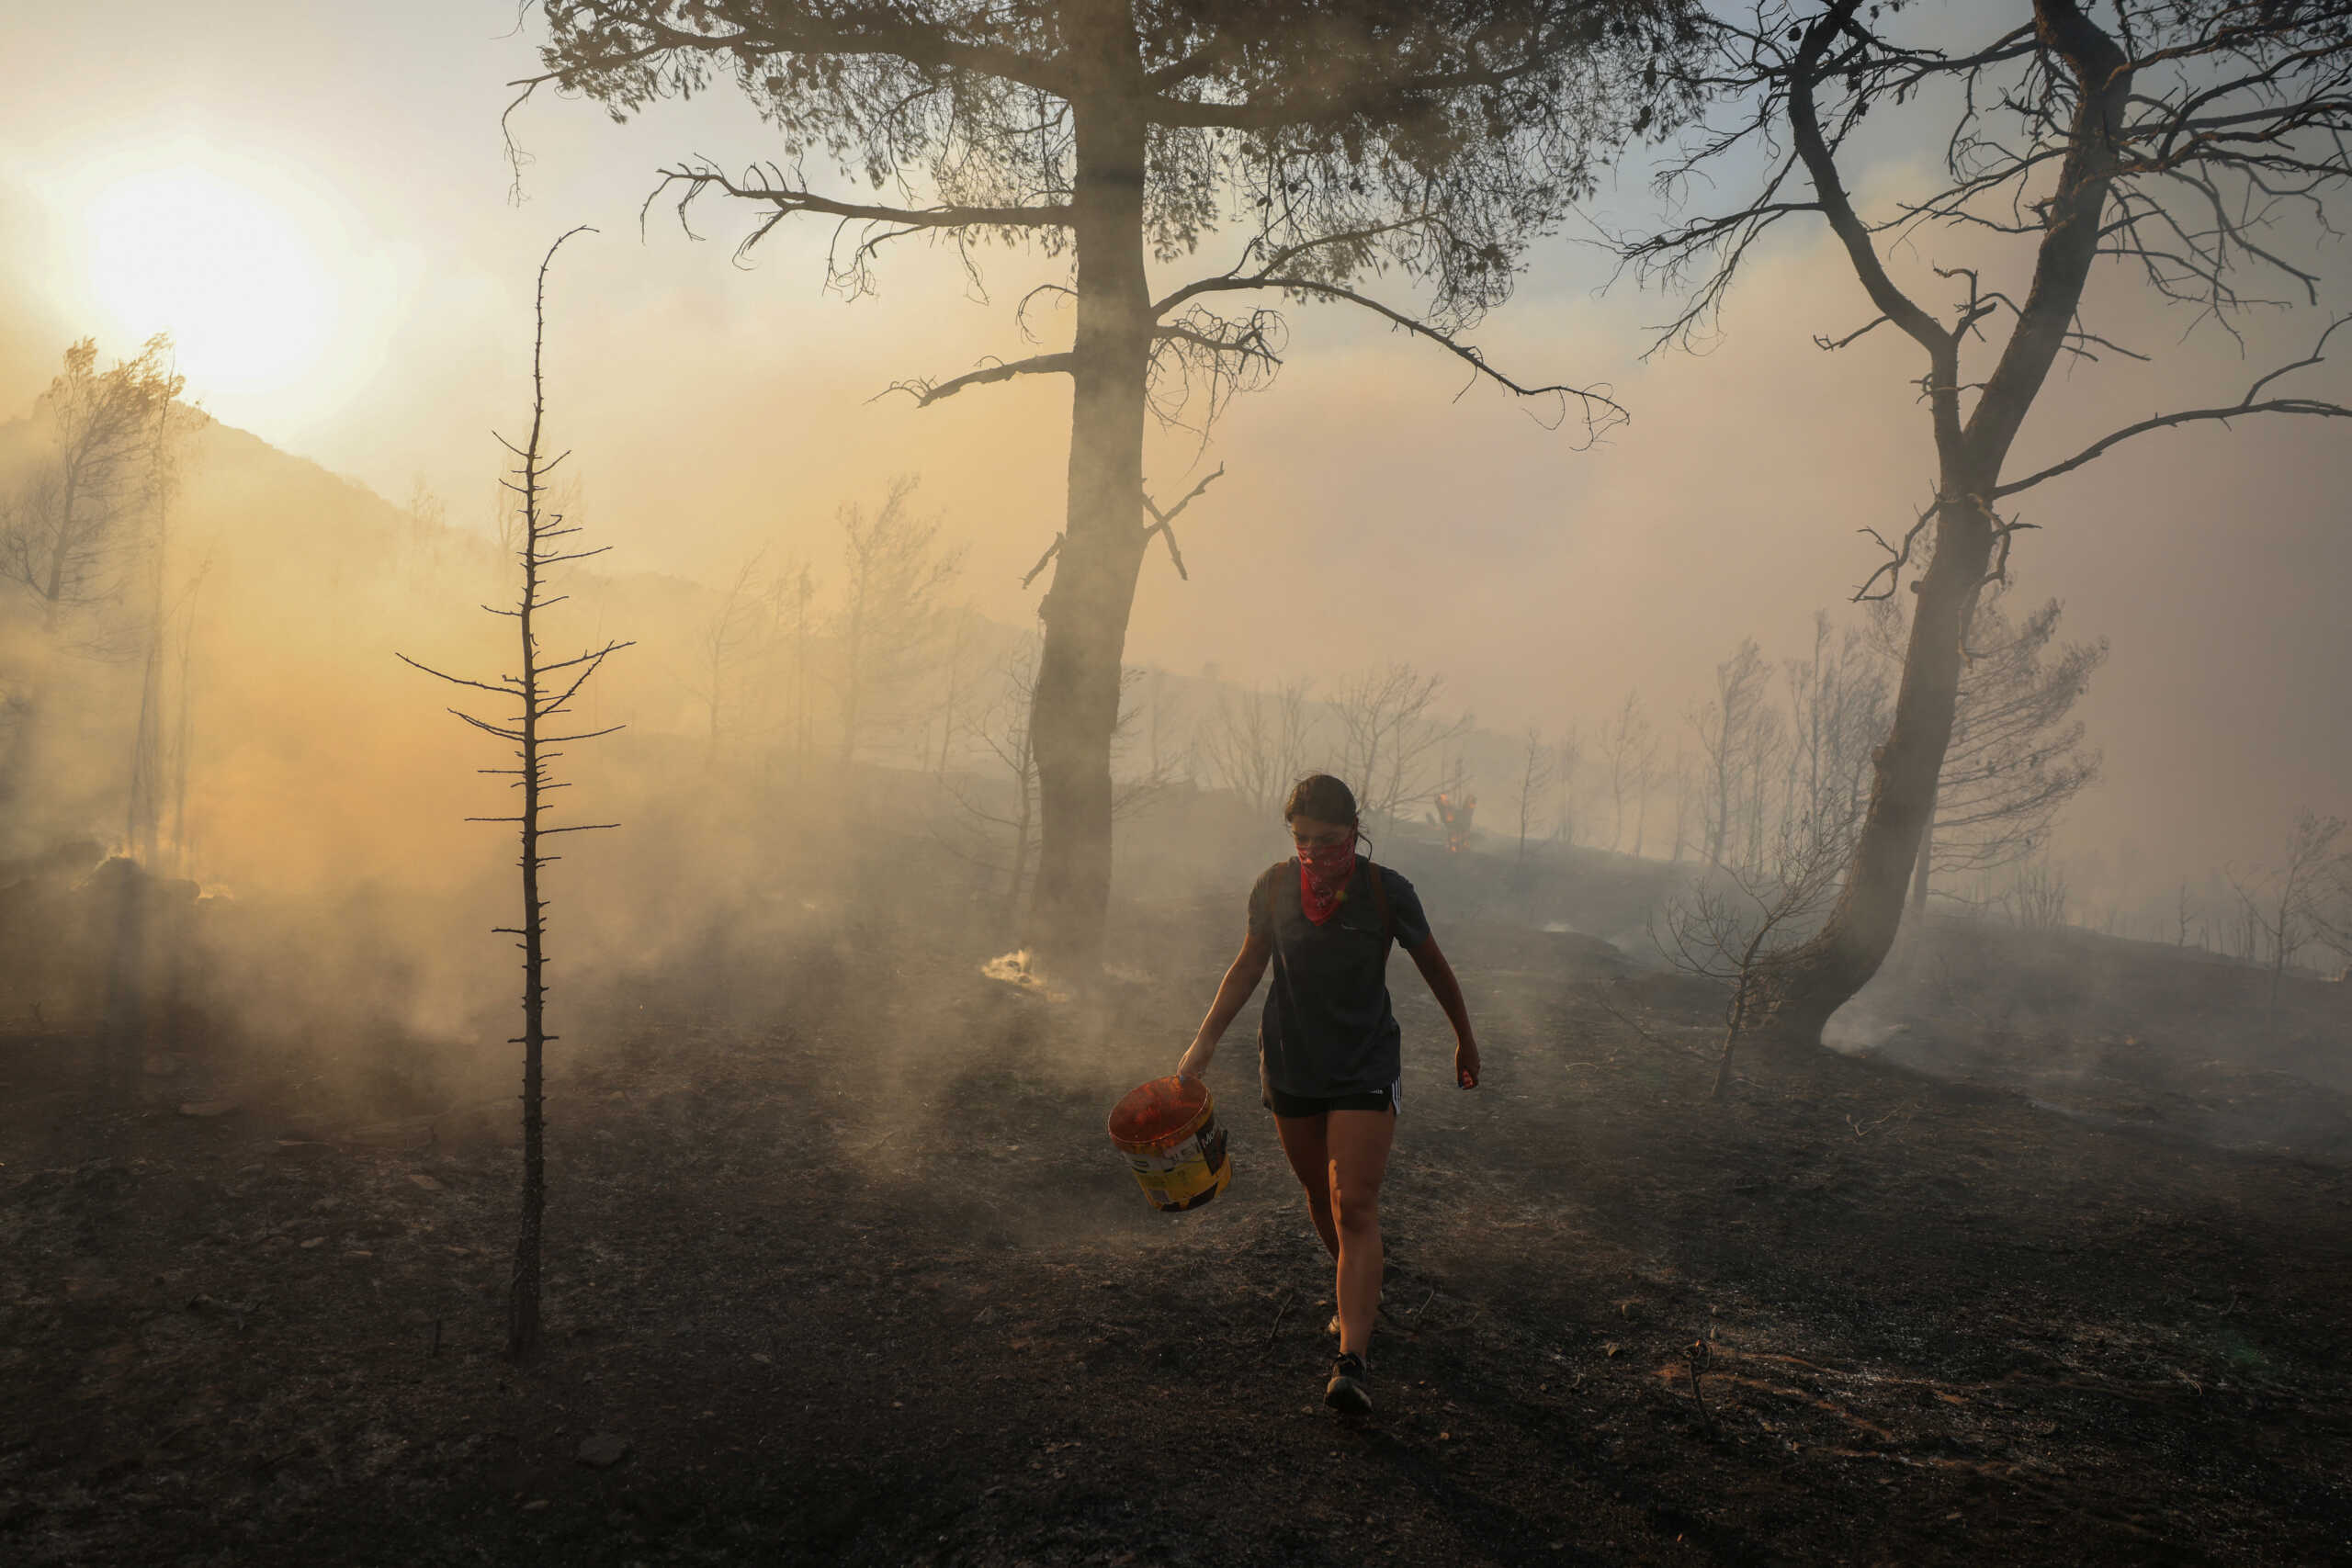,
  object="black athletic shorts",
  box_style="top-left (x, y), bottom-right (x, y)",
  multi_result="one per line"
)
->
top-left (1263, 1081), bottom-right (1397, 1118)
